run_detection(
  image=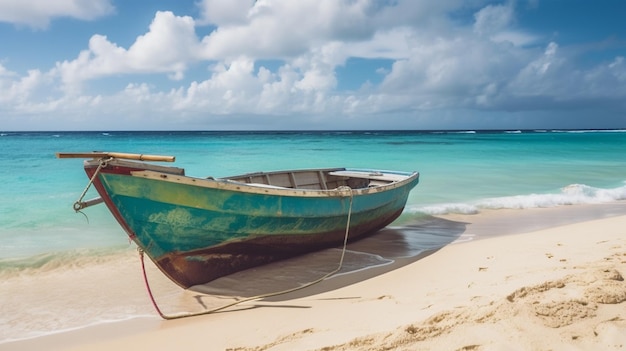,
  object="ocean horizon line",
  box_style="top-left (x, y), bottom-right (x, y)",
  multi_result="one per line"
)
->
top-left (2, 128), bottom-right (626, 135)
